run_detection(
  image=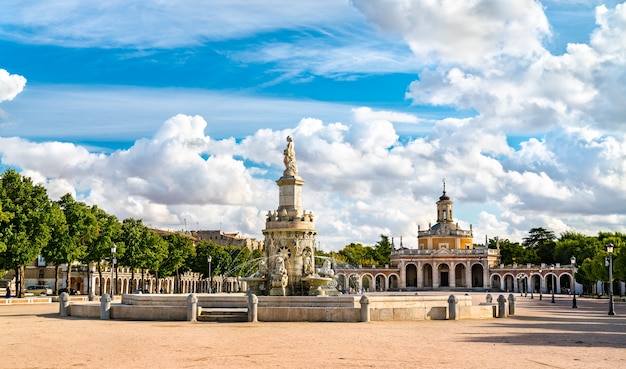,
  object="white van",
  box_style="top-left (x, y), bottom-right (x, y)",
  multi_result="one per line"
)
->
top-left (25, 285), bottom-right (53, 296)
